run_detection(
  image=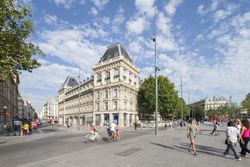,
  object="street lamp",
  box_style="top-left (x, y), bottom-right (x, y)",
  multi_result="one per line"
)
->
top-left (151, 6), bottom-right (159, 135)
top-left (78, 63), bottom-right (81, 131)
top-left (3, 105), bottom-right (7, 136)
top-left (180, 75), bottom-right (183, 122)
